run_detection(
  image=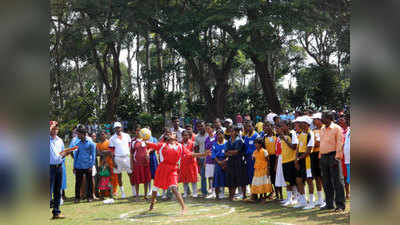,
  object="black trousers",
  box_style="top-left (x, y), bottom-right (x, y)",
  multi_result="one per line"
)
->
top-left (50, 165), bottom-right (62, 216)
top-left (268, 155), bottom-right (277, 186)
top-left (320, 153), bottom-right (345, 209)
top-left (75, 169), bottom-right (93, 200)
